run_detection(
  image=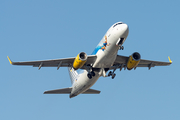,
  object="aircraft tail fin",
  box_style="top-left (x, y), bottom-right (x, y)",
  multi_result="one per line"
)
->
top-left (68, 67), bottom-right (78, 84)
top-left (44, 87), bottom-right (72, 94)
